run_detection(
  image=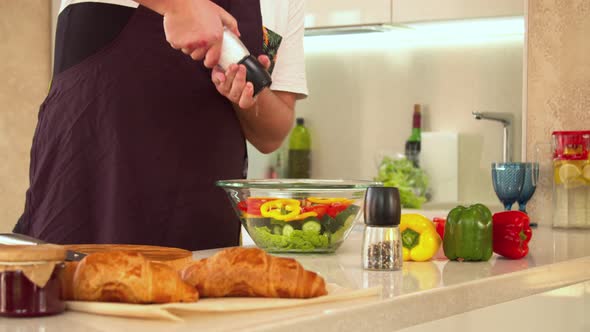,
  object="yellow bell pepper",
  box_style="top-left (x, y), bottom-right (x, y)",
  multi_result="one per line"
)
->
top-left (400, 214), bottom-right (441, 262)
top-left (285, 211), bottom-right (318, 222)
top-left (260, 199), bottom-right (301, 221)
top-left (307, 197), bottom-right (353, 205)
